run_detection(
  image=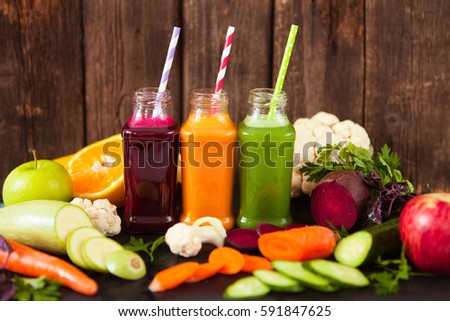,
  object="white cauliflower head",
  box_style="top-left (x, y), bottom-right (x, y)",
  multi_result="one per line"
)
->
top-left (70, 197), bottom-right (121, 236)
top-left (291, 111), bottom-right (372, 197)
top-left (165, 223), bottom-right (203, 258)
